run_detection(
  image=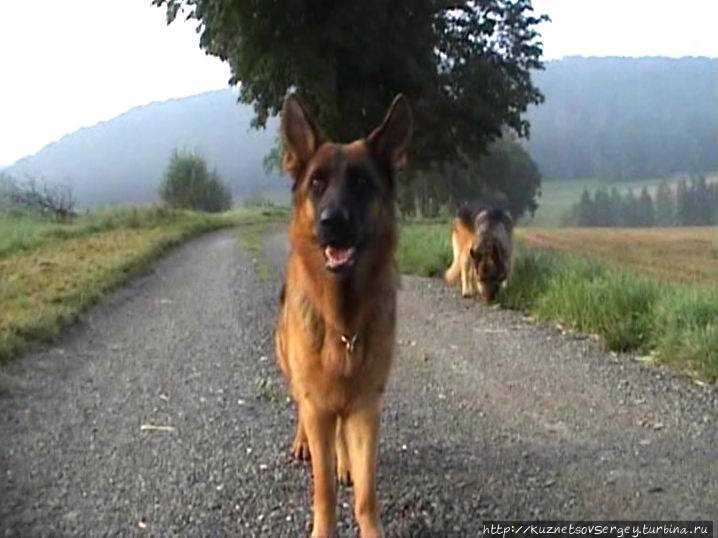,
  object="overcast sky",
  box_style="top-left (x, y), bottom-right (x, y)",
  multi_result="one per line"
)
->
top-left (1, 0), bottom-right (717, 166)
